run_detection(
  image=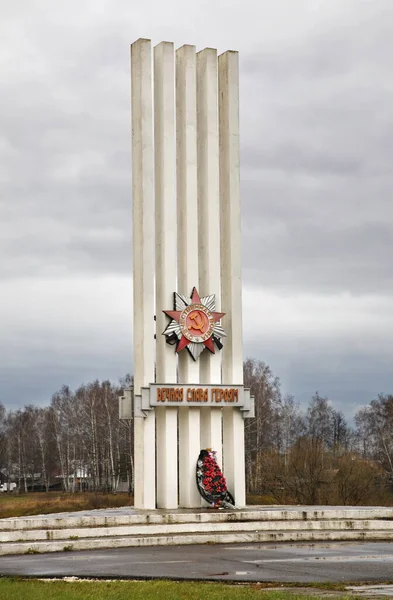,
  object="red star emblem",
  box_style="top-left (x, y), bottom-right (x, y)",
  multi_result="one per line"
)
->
top-left (163, 287), bottom-right (226, 361)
